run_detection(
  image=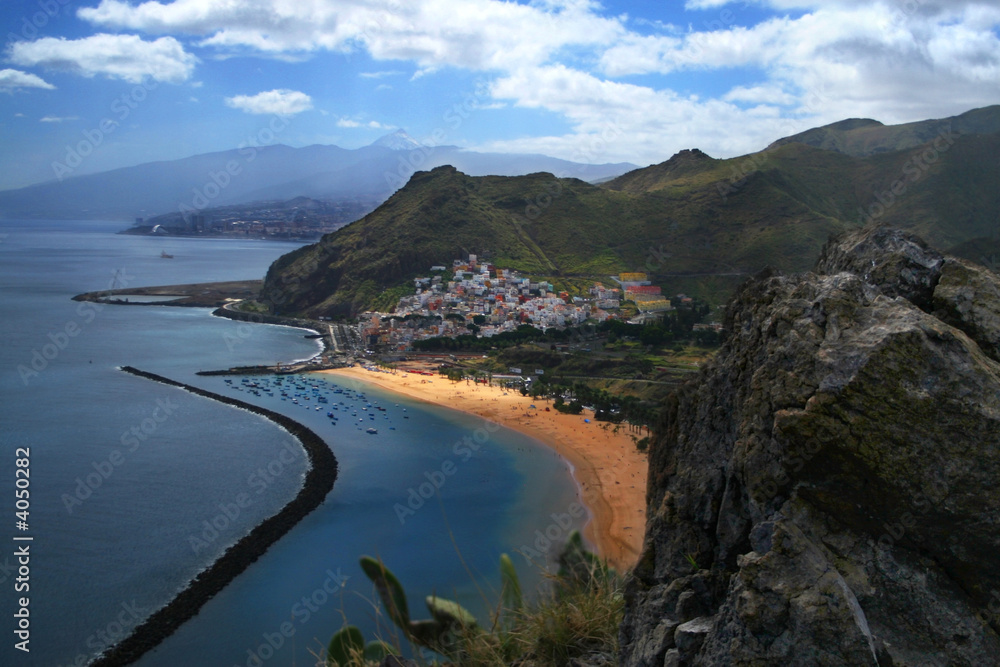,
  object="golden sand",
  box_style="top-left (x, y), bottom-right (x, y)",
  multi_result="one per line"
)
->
top-left (319, 366), bottom-right (648, 570)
